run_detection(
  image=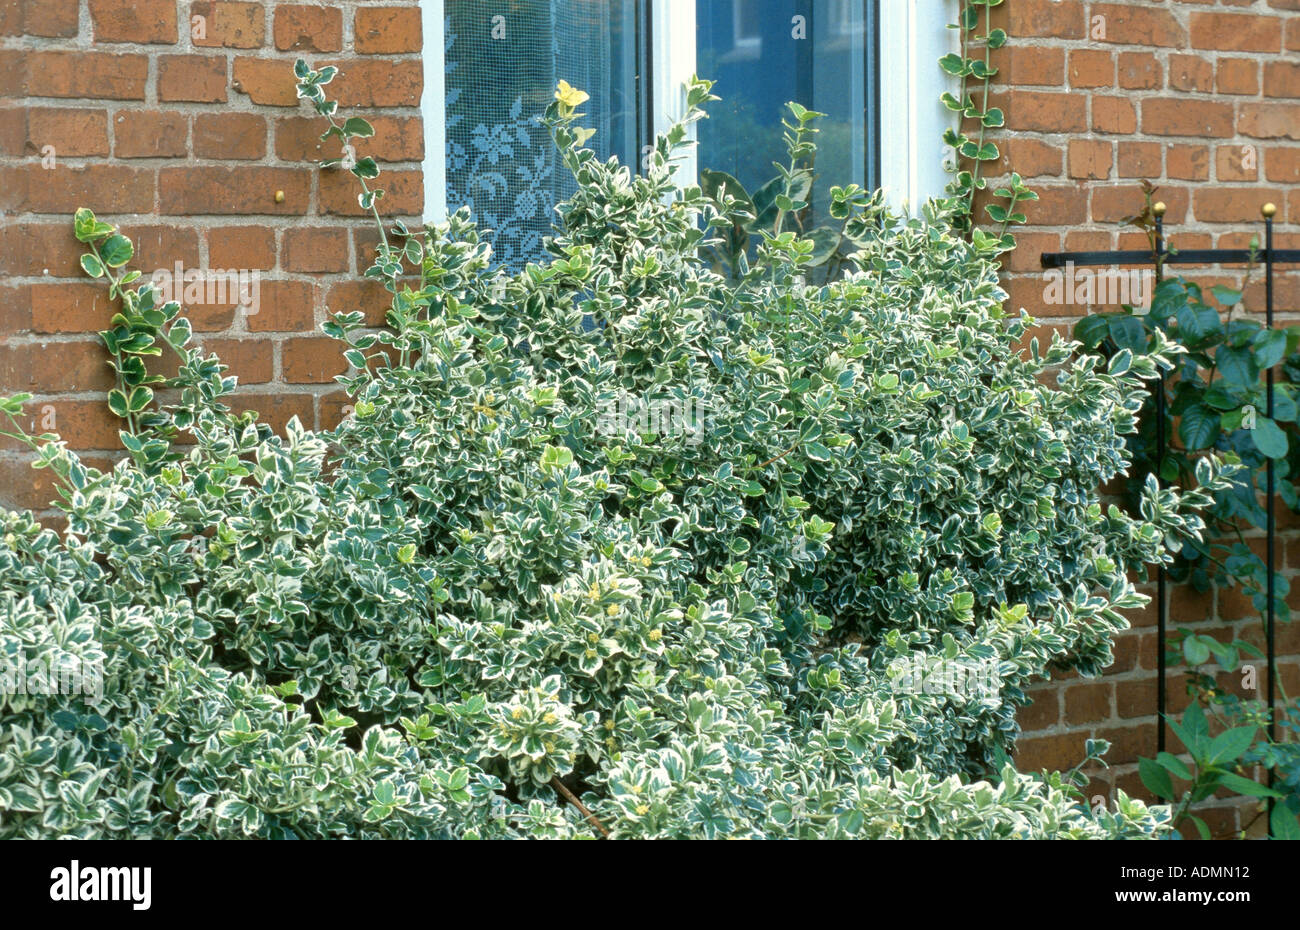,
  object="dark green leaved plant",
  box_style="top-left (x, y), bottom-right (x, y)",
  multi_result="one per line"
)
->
top-left (1074, 181), bottom-right (1300, 839)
